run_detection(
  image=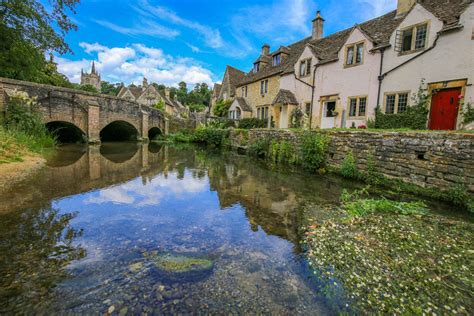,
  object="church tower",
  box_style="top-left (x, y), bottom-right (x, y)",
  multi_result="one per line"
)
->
top-left (81, 61), bottom-right (101, 91)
